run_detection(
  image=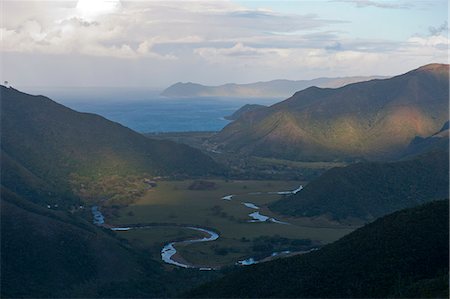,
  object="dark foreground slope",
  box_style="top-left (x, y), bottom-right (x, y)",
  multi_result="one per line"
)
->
top-left (187, 200), bottom-right (449, 298)
top-left (270, 151), bottom-right (449, 220)
top-left (213, 64), bottom-right (449, 161)
top-left (1, 86), bottom-right (222, 206)
top-left (1, 189), bottom-right (219, 298)
top-left (0, 189), bottom-right (164, 298)
top-left (0, 86), bottom-right (223, 297)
